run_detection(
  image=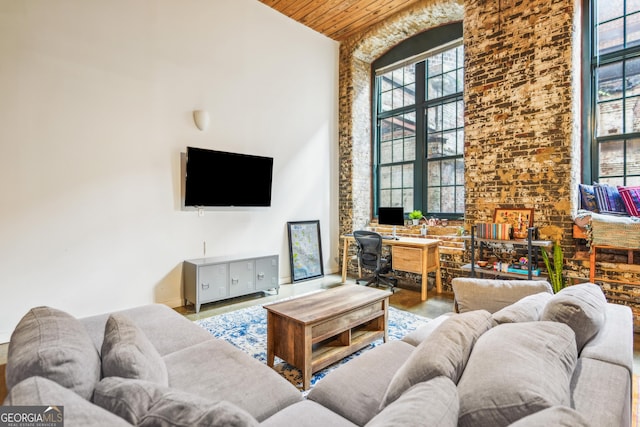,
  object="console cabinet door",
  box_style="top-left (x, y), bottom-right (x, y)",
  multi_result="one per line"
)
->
top-left (198, 263), bottom-right (229, 301)
top-left (255, 256), bottom-right (279, 291)
top-left (229, 260), bottom-right (255, 297)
